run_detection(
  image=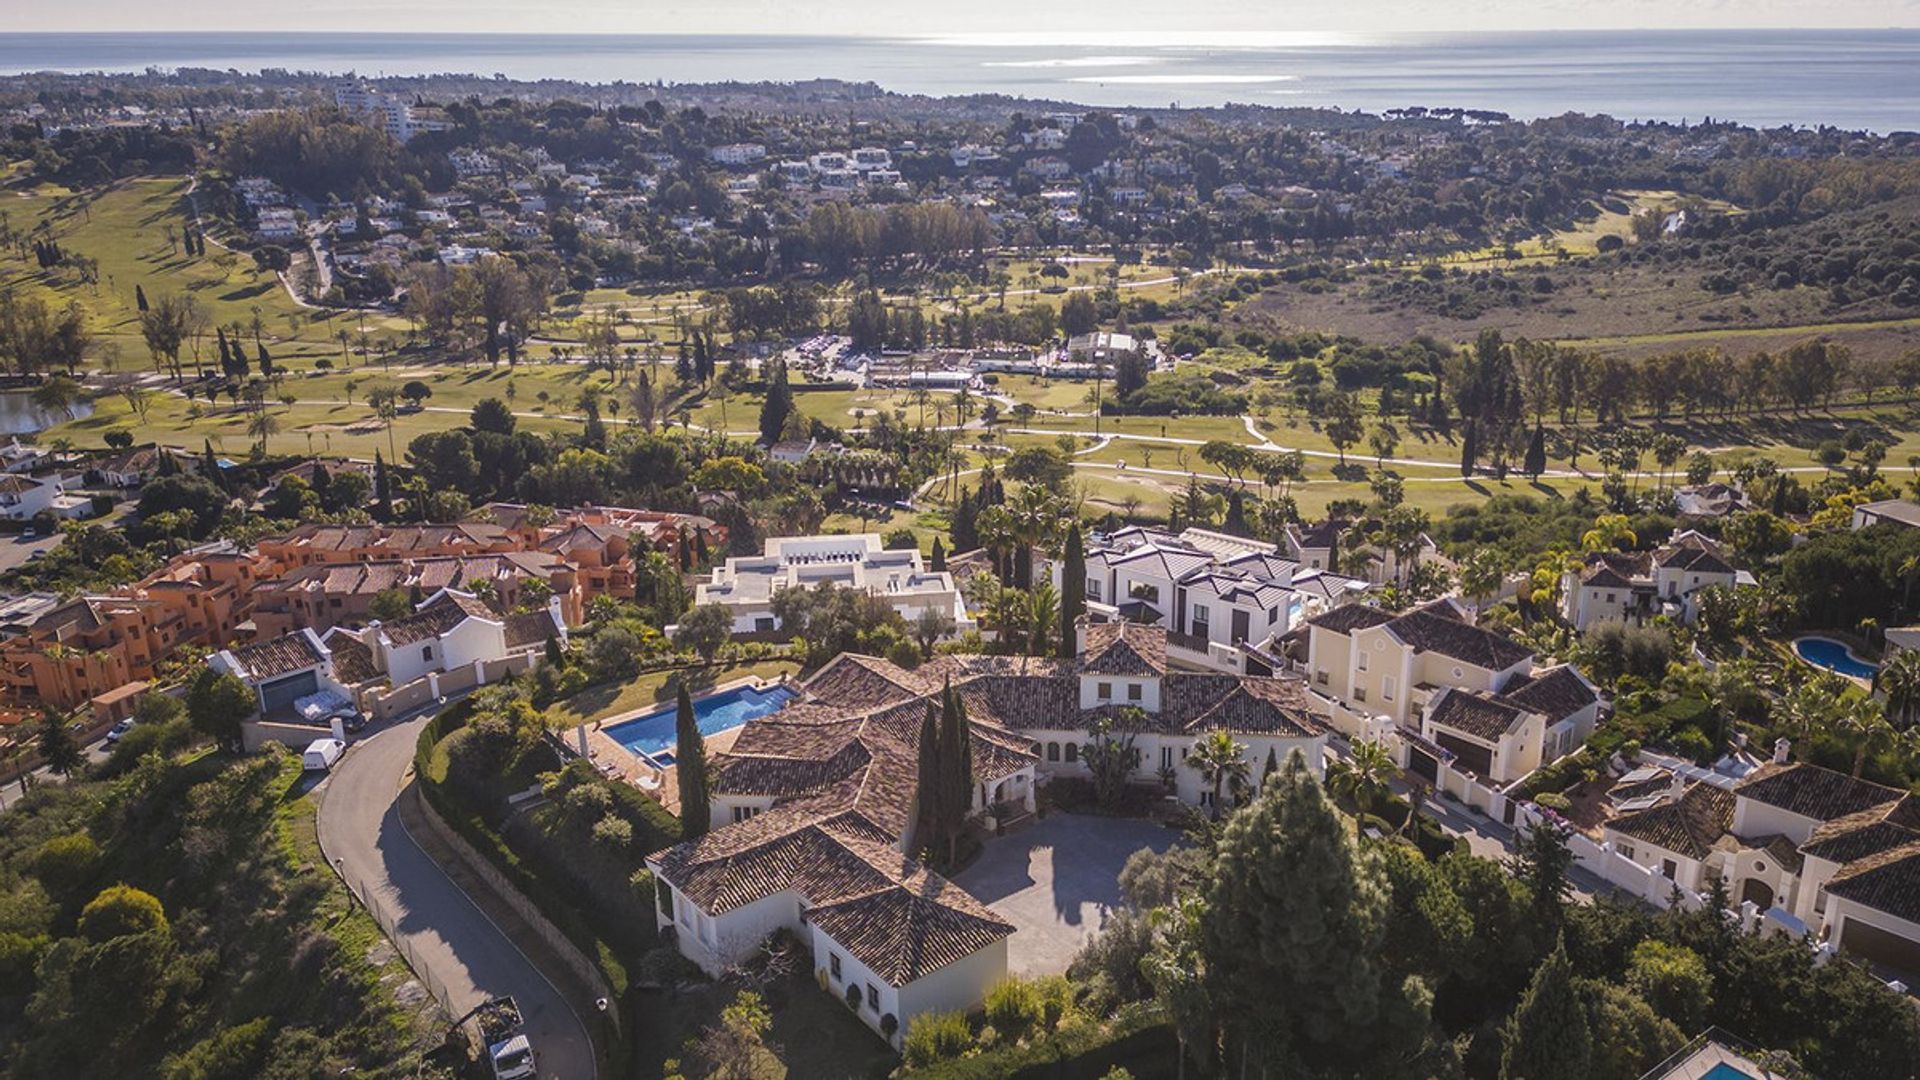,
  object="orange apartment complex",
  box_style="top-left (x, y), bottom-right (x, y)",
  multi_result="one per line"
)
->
top-left (0, 550), bottom-right (268, 712)
top-left (0, 506), bottom-right (724, 714)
